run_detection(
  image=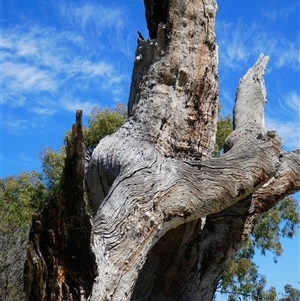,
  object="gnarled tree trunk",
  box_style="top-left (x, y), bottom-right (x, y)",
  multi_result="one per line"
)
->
top-left (25, 0), bottom-right (300, 300)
